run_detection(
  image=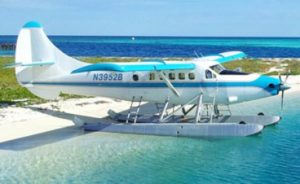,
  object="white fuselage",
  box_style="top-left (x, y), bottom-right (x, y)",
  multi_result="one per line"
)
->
top-left (24, 60), bottom-right (280, 105)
